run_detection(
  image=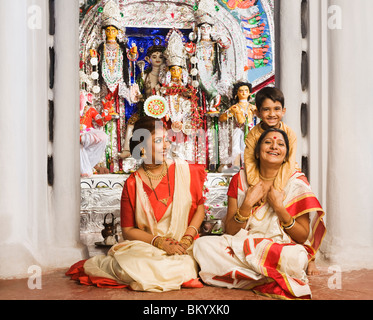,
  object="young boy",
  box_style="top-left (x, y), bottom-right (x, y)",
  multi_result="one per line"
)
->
top-left (244, 86), bottom-right (298, 191)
